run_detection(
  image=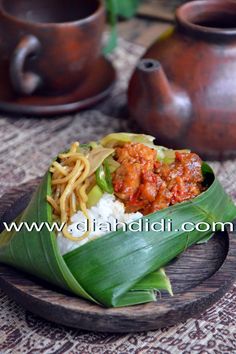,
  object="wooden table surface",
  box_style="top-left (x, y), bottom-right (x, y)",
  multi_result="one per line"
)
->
top-left (116, 0), bottom-right (184, 47)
